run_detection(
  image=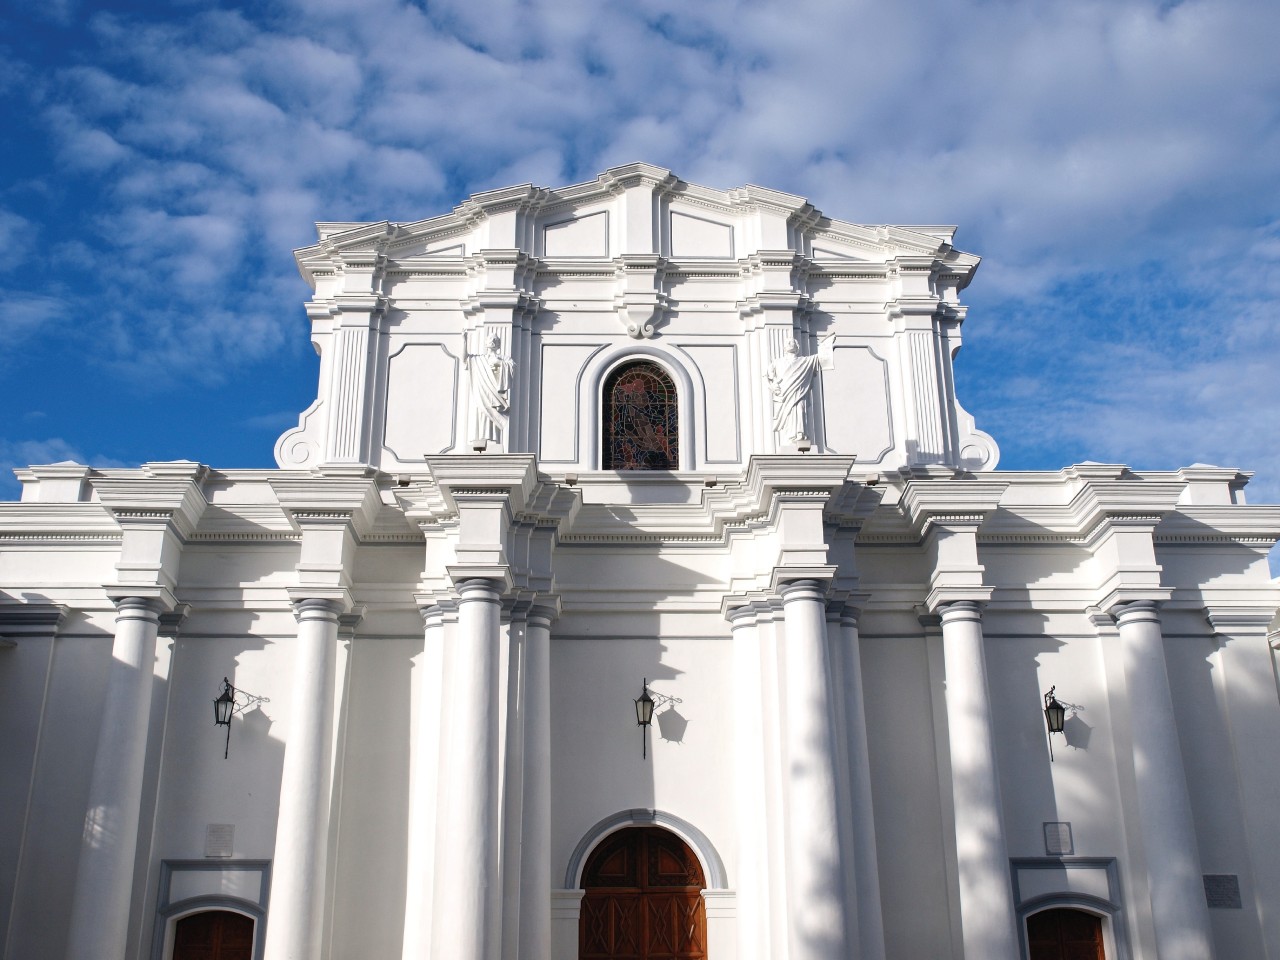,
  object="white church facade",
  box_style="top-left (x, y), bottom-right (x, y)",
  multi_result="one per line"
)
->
top-left (1, 163), bottom-right (1279, 960)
